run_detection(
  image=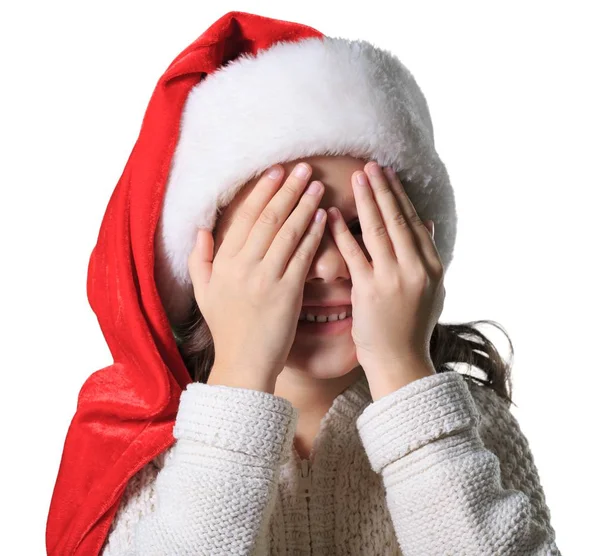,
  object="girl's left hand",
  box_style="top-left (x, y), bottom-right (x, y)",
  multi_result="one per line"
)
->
top-left (326, 161), bottom-right (446, 399)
